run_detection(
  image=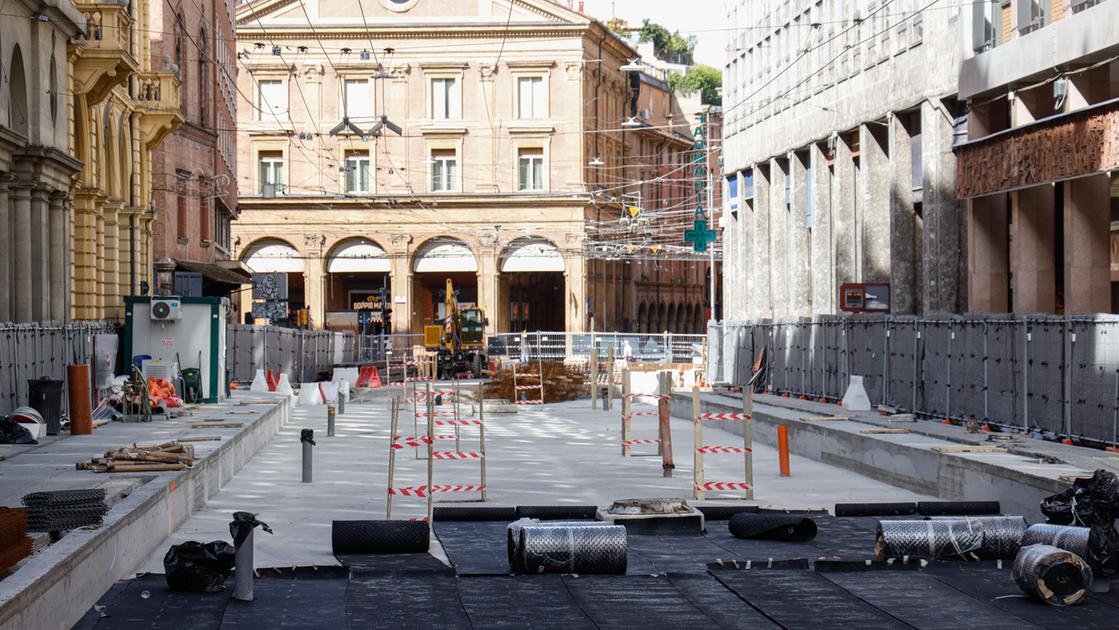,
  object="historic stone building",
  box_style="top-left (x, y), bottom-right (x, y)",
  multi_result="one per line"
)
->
top-left (0, 0), bottom-right (85, 322)
top-left (231, 0), bottom-right (705, 334)
top-left (149, 0), bottom-right (245, 297)
top-left (958, 0), bottom-right (1119, 314)
top-left (721, 0), bottom-right (968, 320)
top-left (69, 0), bottom-right (184, 320)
